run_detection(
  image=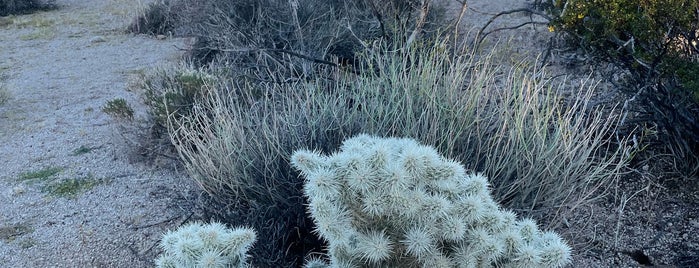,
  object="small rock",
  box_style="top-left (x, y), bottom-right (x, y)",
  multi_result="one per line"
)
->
top-left (156, 34), bottom-right (167, 40)
top-left (90, 36), bottom-right (106, 43)
top-left (12, 186), bottom-right (25, 195)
